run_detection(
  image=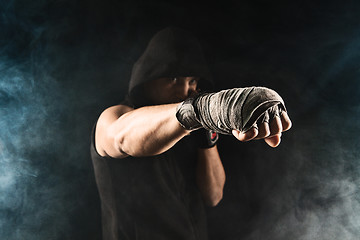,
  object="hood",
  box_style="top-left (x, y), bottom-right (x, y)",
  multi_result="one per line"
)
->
top-left (127, 27), bottom-right (213, 107)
